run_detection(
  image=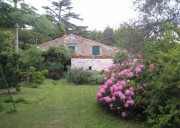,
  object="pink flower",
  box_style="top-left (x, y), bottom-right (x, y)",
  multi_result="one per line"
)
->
top-left (105, 69), bottom-right (110, 73)
top-left (135, 67), bottom-right (142, 74)
top-left (104, 96), bottom-right (111, 103)
top-left (111, 73), bottom-right (116, 77)
top-left (124, 102), bottom-right (129, 108)
top-left (120, 80), bottom-right (126, 87)
top-left (113, 86), bottom-right (119, 91)
top-left (102, 74), bottom-right (106, 78)
top-left (139, 64), bottom-right (145, 69)
top-left (122, 112), bottom-right (127, 117)
top-left (125, 90), bottom-right (131, 96)
top-left (109, 104), bottom-right (113, 110)
top-left (137, 54), bottom-right (143, 60)
top-left (96, 93), bottom-right (102, 98)
top-left (120, 94), bottom-right (125, 100)
top-left (118, 71), bottom-right (124, 77)
top-left (118, 85), bottom-right (123, 91)
top-left (110, 77), bottom-right (115, 81)
top-left (99, 89), bottom-right (105, 94)
top-left (149, 64), bottom-right (155, 69)
top-left (129, 100), bottom-right (135, 105)
top-left (112, 96), bottom-right (116, 101)
top-left (127, 72), bottom-right (133, 78)
top-left (106, 79), bottom-right (113, 86)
